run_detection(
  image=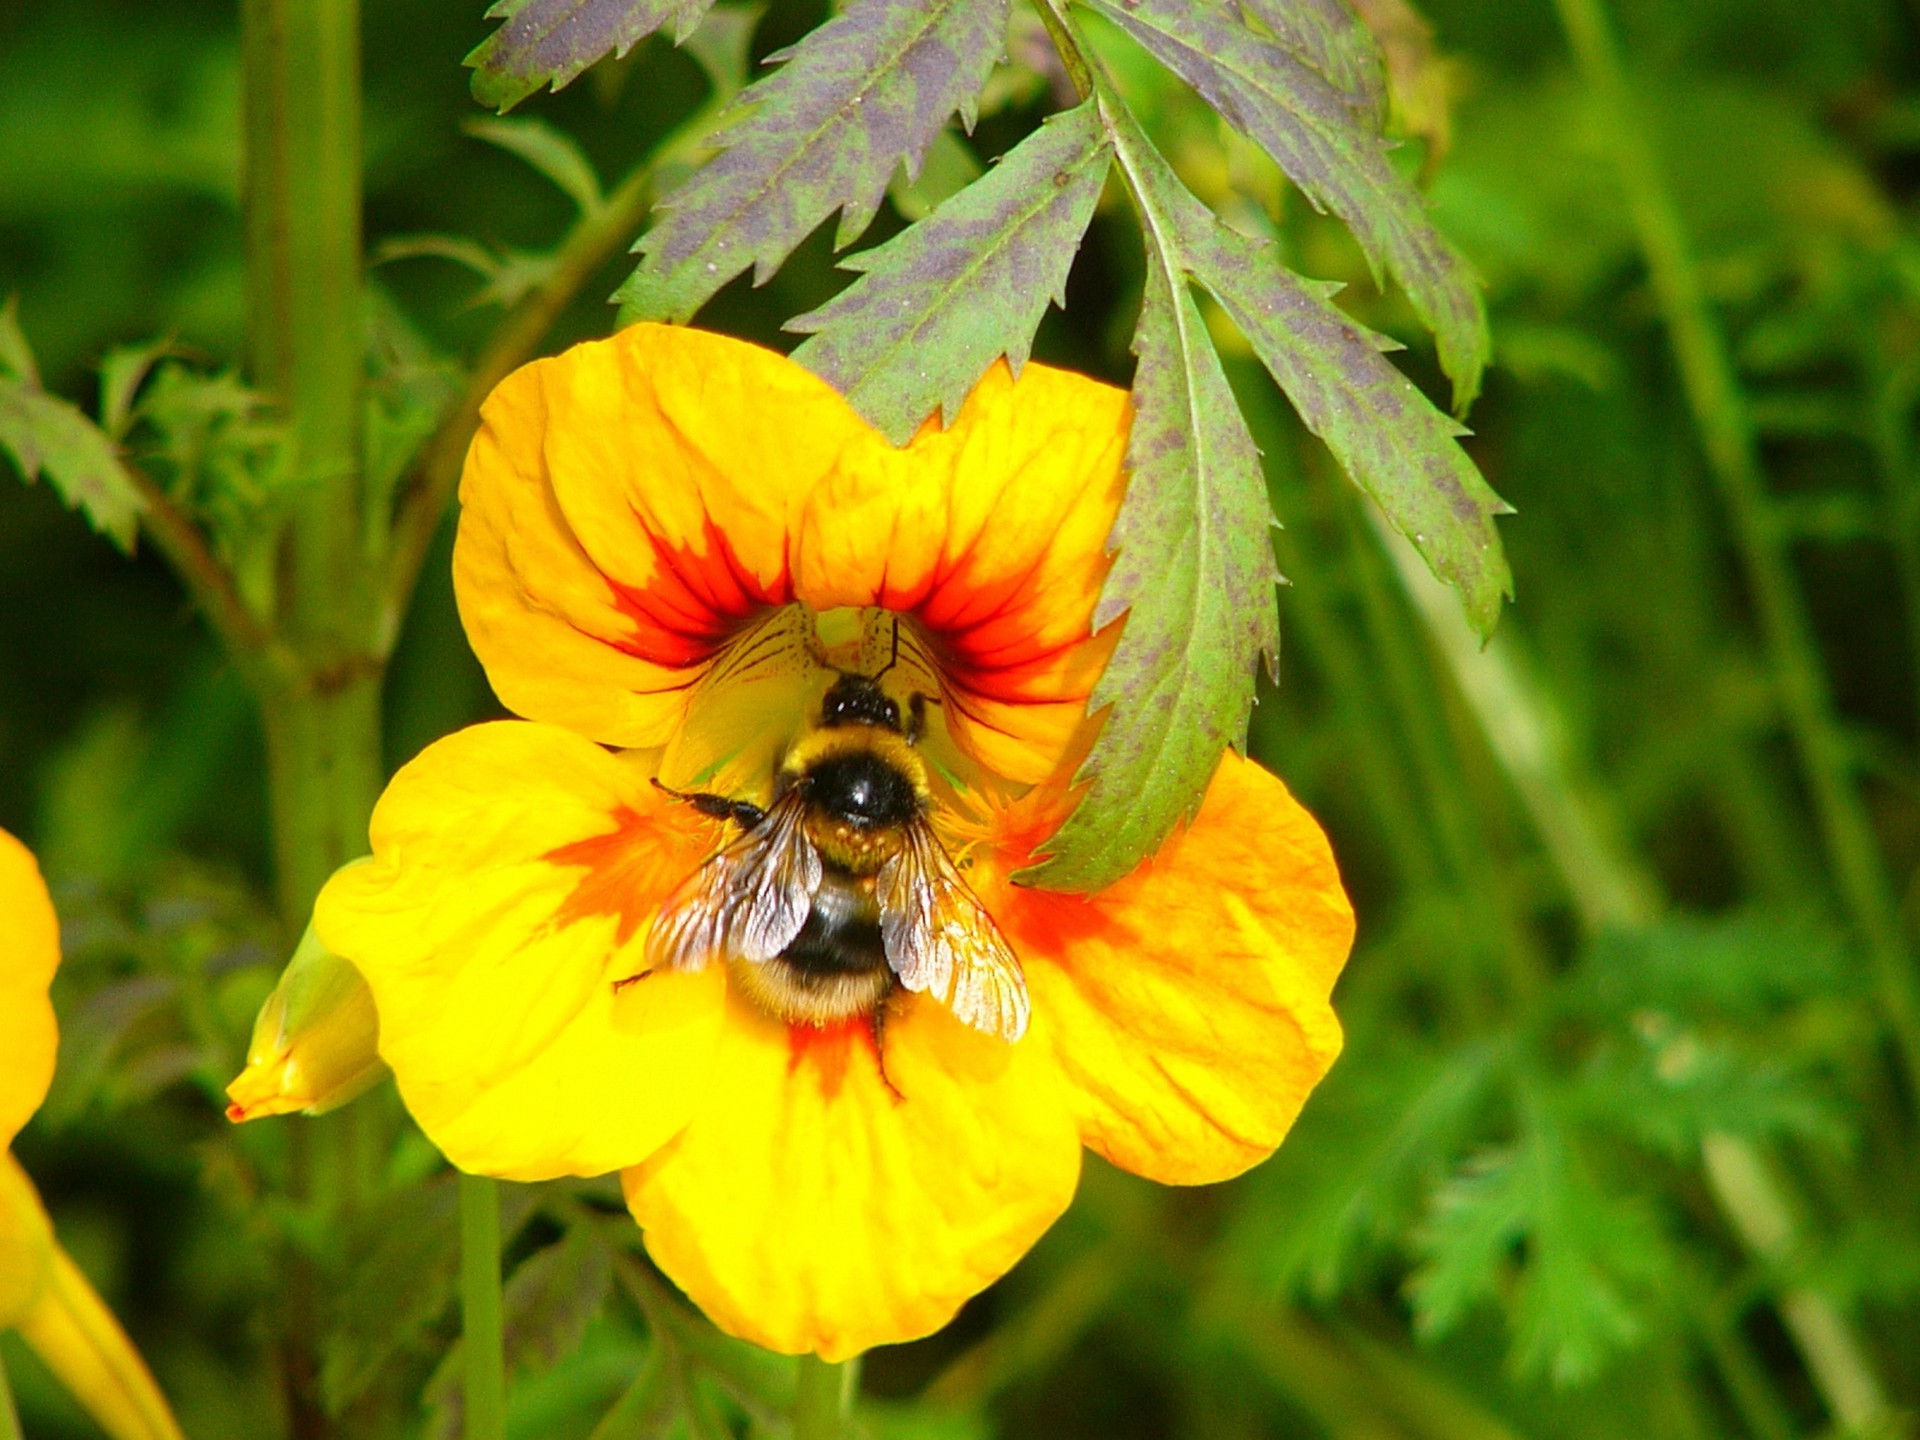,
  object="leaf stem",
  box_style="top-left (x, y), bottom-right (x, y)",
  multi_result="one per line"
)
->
top-left (1551, 0), bottom-right (1920, 1111)
top-left (459, 1173), bottom-right (508, 1440)
top-left (791, 1354), bottom-right (856, 1440)
top-left (1032, 0), bottom-right (1095, 101)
